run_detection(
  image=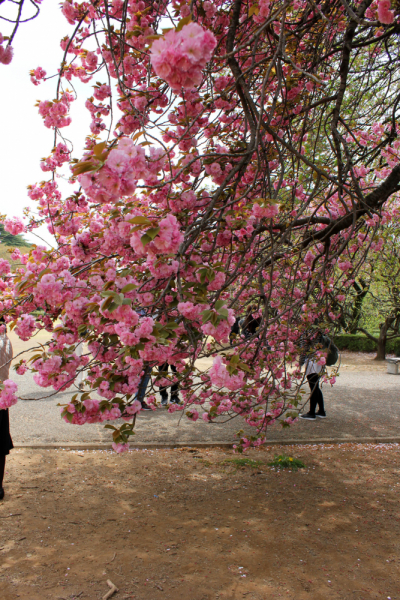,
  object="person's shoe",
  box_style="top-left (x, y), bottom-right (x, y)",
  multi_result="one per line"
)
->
top-left (0, 487), bottom-right (4, 500)
top-left (299, 412), bottom-right (316, 420)
top-left (170, 396), bottom-right (182, 405)
top-left (316, 411), bottom-right (327, 418)
top-left (161, 396), bottom-right (168, 406)
top-left (141, 401), bottom-right (152, 411)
